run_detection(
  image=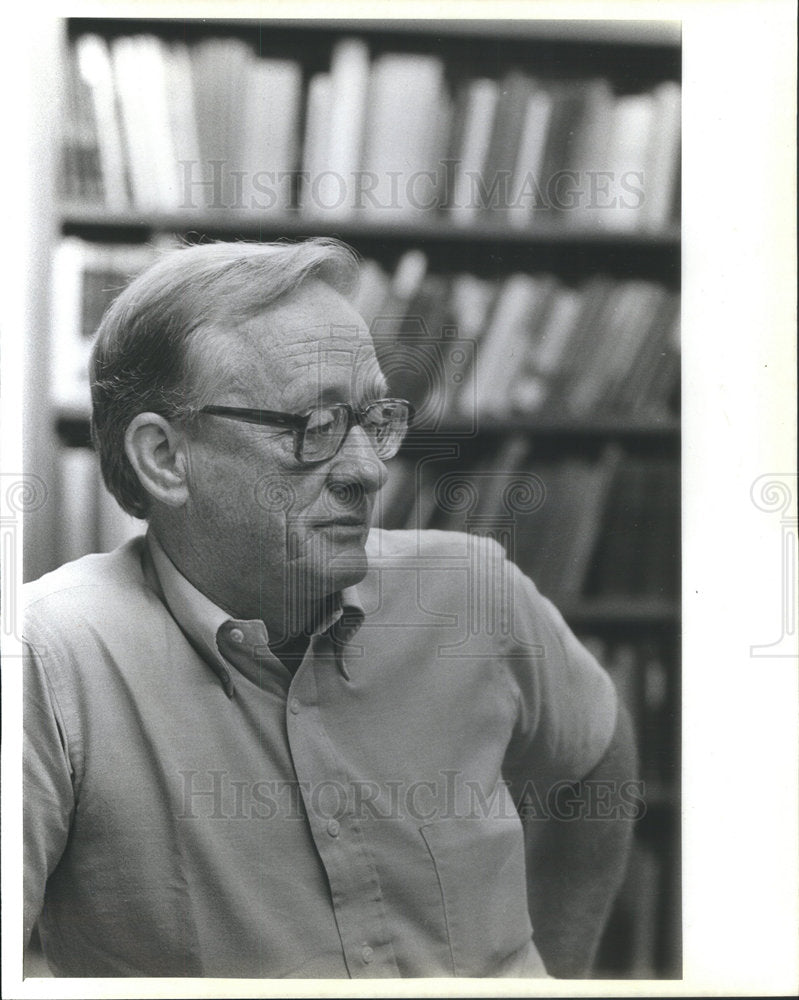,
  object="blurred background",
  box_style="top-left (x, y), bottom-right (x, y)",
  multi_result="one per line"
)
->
top-left (22, 16), bottom-right (681, 978)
